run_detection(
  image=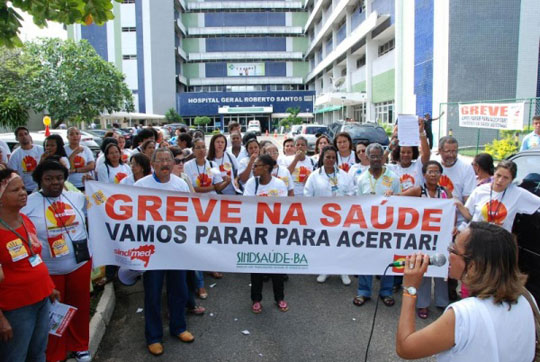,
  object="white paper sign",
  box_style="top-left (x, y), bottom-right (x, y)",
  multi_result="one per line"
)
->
top-left (397, 114), bottom-right (420, 146)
